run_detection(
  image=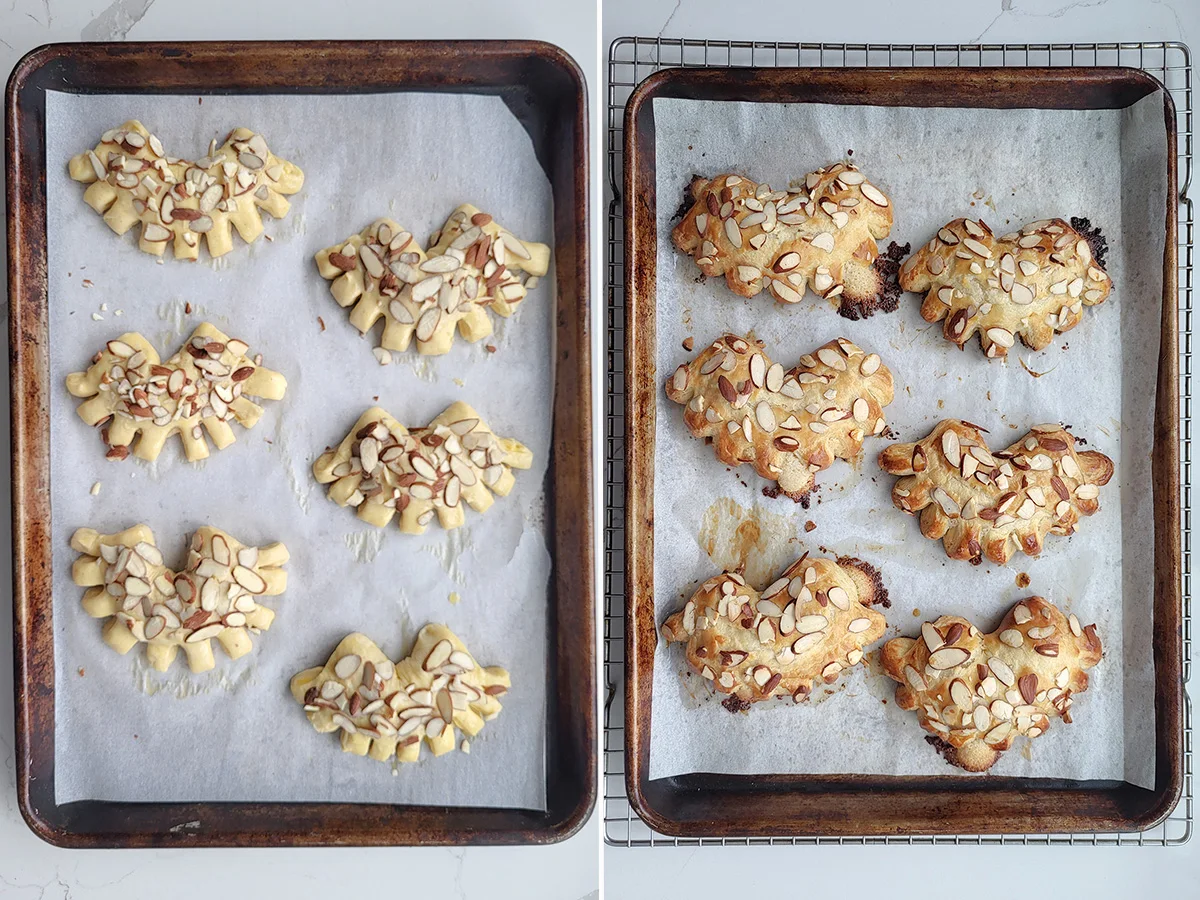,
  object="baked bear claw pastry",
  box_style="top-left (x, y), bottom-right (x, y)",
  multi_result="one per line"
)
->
top-left (67, 322), bottom-right (286, 462)
top-left (71, 524), bottom-right (288, 674)
top-left (878, 419), bottom-right (1113, 565)
top-left (899, 216), bottom-right (1111, 358)
top-left (313, 401), bottom-right (532, 534)
top-left (666, 333), bottom-right (894, 503)
top-left (68, 120), bottom-right (303, 259)
top-left (881, 598), bottom-right (1102, 772)
top-left (315, 206), bottom-right (550, 357)
top-left (661, 552), bottom-right (888, 710)
top-left (671, 164), bottom-right (898, 319)
top-left (291, 624), bottom-right (509, 763)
